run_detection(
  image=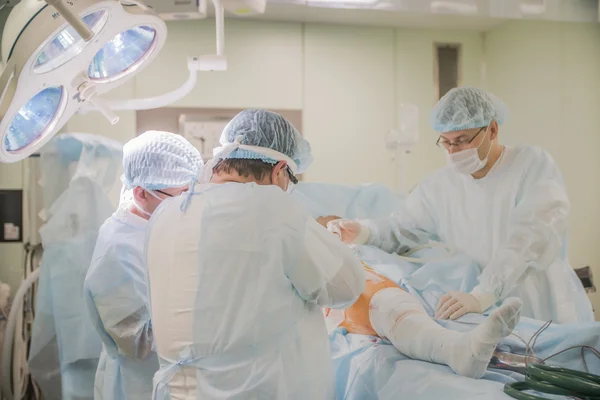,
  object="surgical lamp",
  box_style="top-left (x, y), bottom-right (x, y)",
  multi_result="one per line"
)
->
top-left (0, 0), bottom-right (167, 162)
top-left (79, 0), bottom-right (267, 114)
top-left (80, 0), bottom-right (229, 113)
